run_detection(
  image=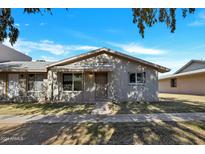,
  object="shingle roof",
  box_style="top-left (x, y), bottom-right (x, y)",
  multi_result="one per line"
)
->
top-left (0, 61), bottom-right (53, 72)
